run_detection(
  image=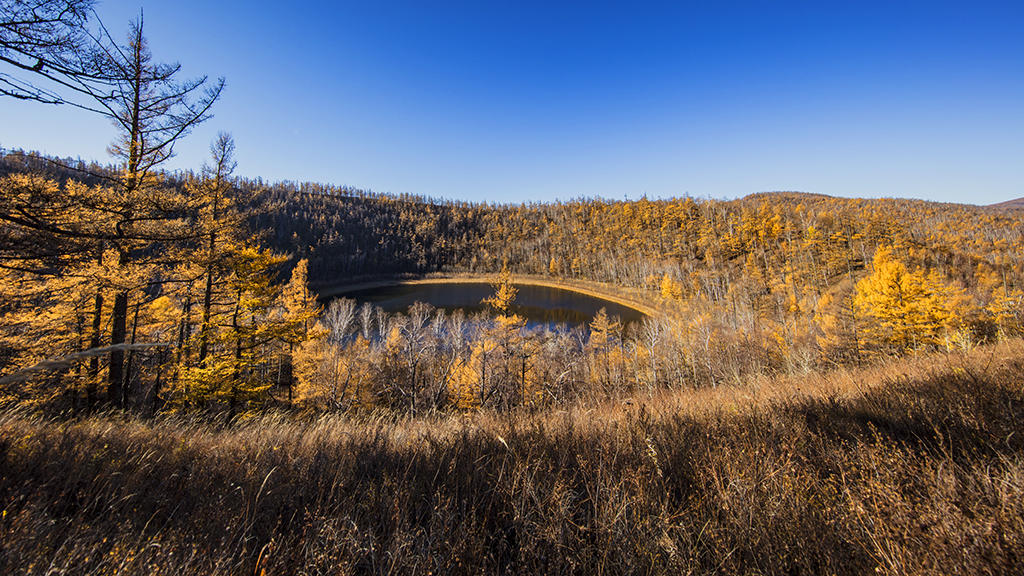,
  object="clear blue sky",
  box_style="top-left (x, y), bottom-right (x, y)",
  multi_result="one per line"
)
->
top-left (2, 0), bottom-right (1022, 204)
